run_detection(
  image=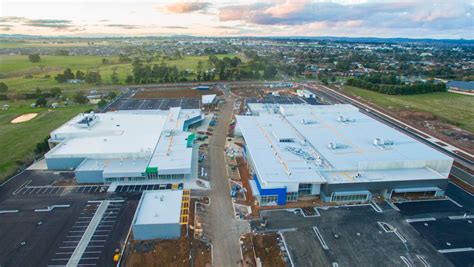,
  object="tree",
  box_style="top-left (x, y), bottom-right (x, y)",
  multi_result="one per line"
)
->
top-left (34, 136), bottom-right (50, 154)
top-left (28, 54), bottom-right (41, 63)
top-left (97, 99), bottom-right (108, 109)
top-left (36, 96), bottom-right (47, 107)
top-left (107, 91), bottom-right (117, 99)
top-left (63, 68), bottom-right (75, 80)
top-left (50, 87), bottom-right (62, 98)
top-left (0, 82), bottom-right (8, 92)
top-left (75, 70), bottom-right (85, 80)
top-left (110, 70), bottom-right (119, 84)
top-left (73, 92), bottom-right (89, 104)
top-left (85, 71), bottom-right (101, 84)
top-left (125, 75), bottom-right (134, 84)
